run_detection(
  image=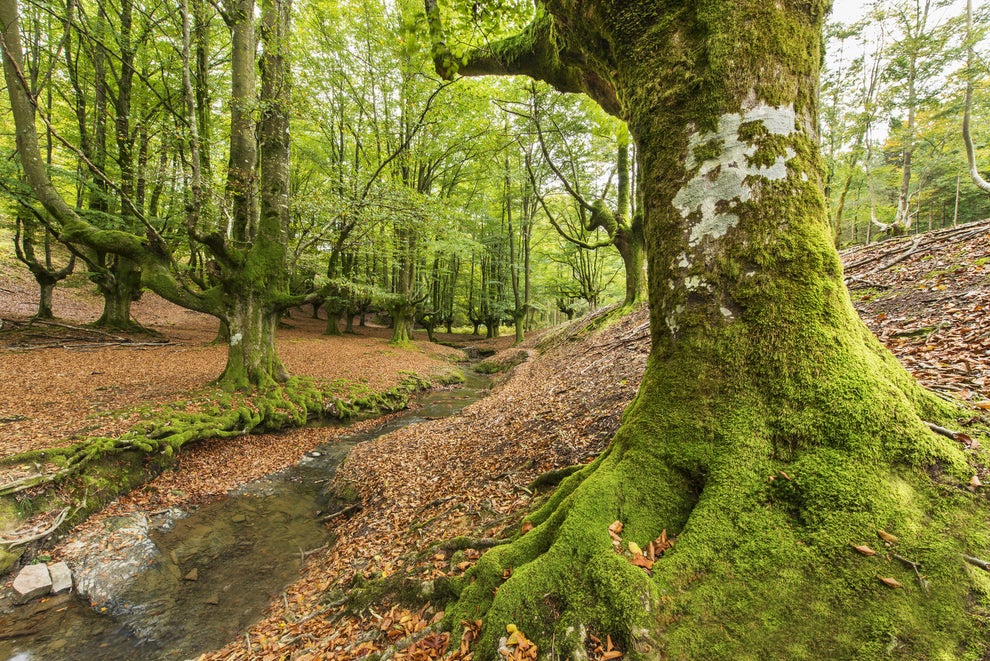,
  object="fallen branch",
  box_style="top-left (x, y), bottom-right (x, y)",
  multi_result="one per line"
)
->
top-left (322, 504), bottom-right (362, 522)
top-left (9, 340), bottom-right (172, 351)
